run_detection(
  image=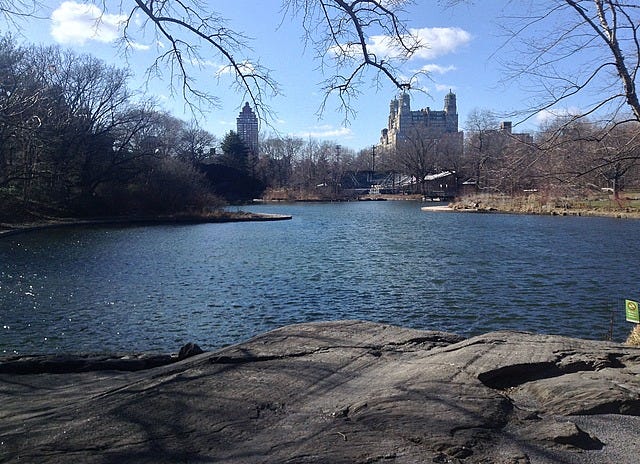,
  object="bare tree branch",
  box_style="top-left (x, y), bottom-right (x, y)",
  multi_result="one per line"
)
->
top-left (3, 1), bottom-right (455, 124)
top-left (501, 0), bottom-right (640, 134)
top-left (565, 0), bottom-right (640, 120)
top-left (283, 0), bottom-right (425, 121)
top-left (121, 0), bottom-right (279, 126)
